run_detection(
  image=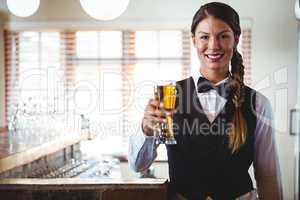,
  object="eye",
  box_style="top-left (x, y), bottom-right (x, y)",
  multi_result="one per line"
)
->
top-left (199, 35), bottom-right (209, 40)
top-left (220, 34), bottom-right (230, 39)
